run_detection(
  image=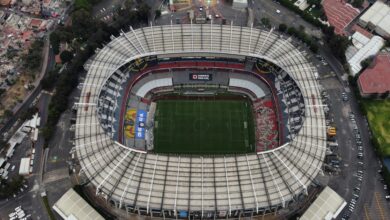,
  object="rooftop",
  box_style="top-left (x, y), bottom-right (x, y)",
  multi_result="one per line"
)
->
top-left (358, 53), bottom-right (390, 95)
top-left (323, 0), bottom-right (361, 35)
top-left (300, 186), bottom-right (346, 220)
top-left (52, 188), bottom-right (104, 220)
top-left (347, 34), bottom-right (384, 76)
